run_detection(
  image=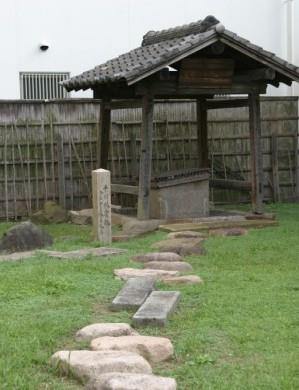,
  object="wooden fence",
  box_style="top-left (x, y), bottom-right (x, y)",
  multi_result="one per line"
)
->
top-left (0, 97), bottom-right (298, 220)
